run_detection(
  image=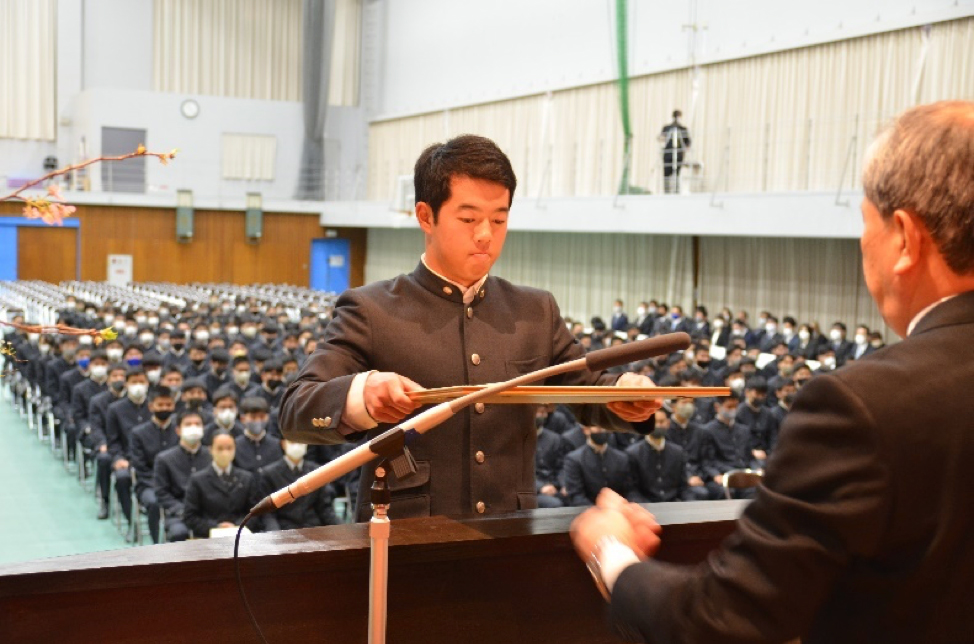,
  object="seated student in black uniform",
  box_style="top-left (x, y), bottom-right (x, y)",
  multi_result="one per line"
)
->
top-left (734, 377), bottom-right (772, 468)
top-left (563, 424), bottom-right (635, 507)
top-left (87, 363), bottom-right (129, 519)
top-left (70, 349), bottom-right (110, 464)
top-left (534, 406), bottom-right (573, 508)
top-left (183, 431), bottom-right (262, 537)
top-left (234, 396), bottom-right (283, 474)
top-left (159, 365), bottom-right (183, 396)
top-left (766, 377), bottom-right (796, 454)
top-left (696, 396), bottom-right (760, 499)
top-left (251, 358), bottom-right (285, 409)
top-left (56, 342), bottom-right (94, 460)
top-left (187, 342), bottom-right (211, 380)
top-left (178, 377), bottom-right (213, 425)
top-left (105, 367), bottom-right (152, 525)
top-left (153, 410), bottom-right (211, 542)
top-left (259, 438), bottom-right (340, 531)
top-left (227, 355), bottom-right (257, 401)
top-left (204, 386), bottom-right (243, 445)
top-left (627, 409), bottom-right (692, 503)
top-left (164, 331), bottom-right (190, 372)
top-left (129, 386), bottom-right (179, 544)
top-left (666, 396), bottom-right (709, 500)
